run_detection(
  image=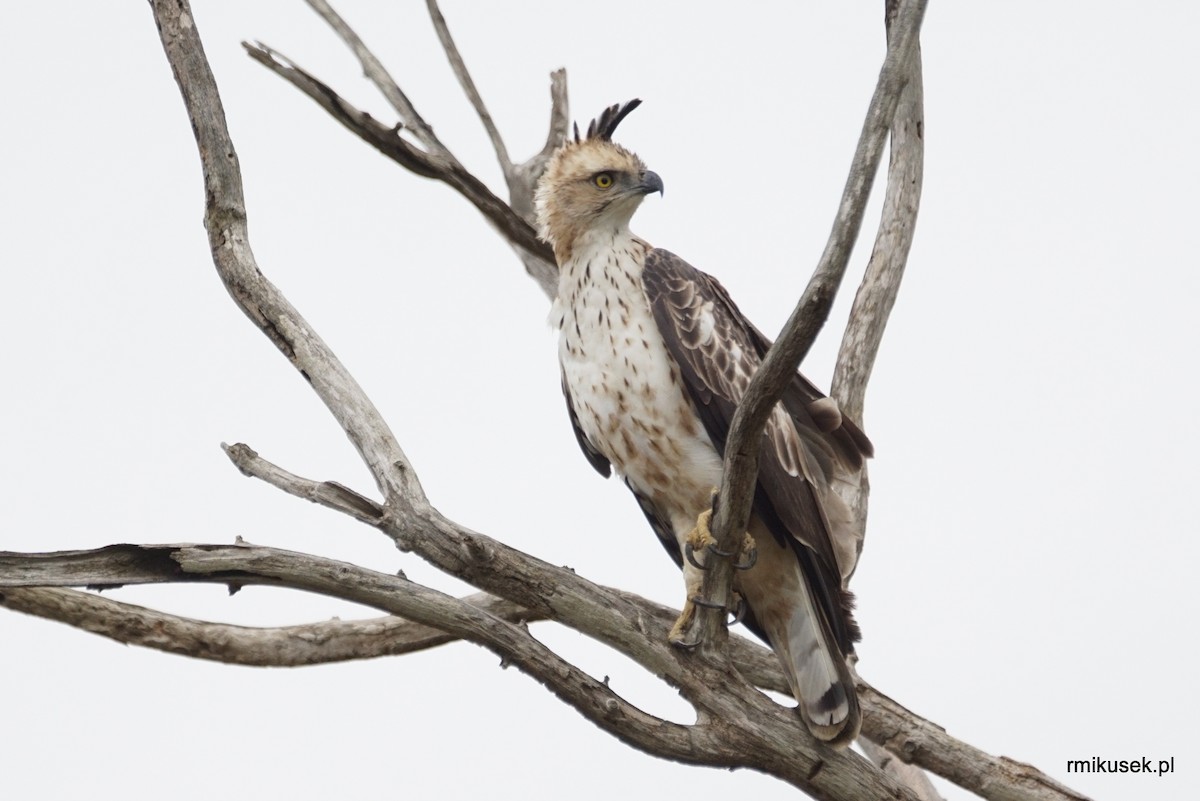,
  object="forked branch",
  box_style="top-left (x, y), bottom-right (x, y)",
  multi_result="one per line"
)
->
top-left (682, 0), bottom-right (928, 659)
top-left (0, 542), bottom-right (1090, 801)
